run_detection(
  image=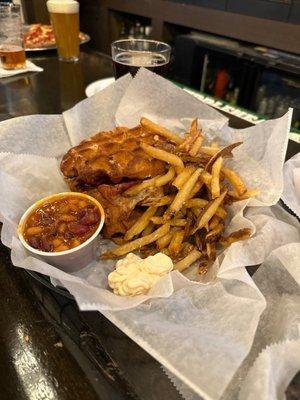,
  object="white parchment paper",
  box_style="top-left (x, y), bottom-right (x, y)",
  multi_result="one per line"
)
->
top-left (0, 69), bottom-right (299, 399)
top-left (161, 240), bottom-right (300, 400)
top-left (282, 152), bottom-right (300, 218)
top-left (223, 241), bottom-right (300, 400)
